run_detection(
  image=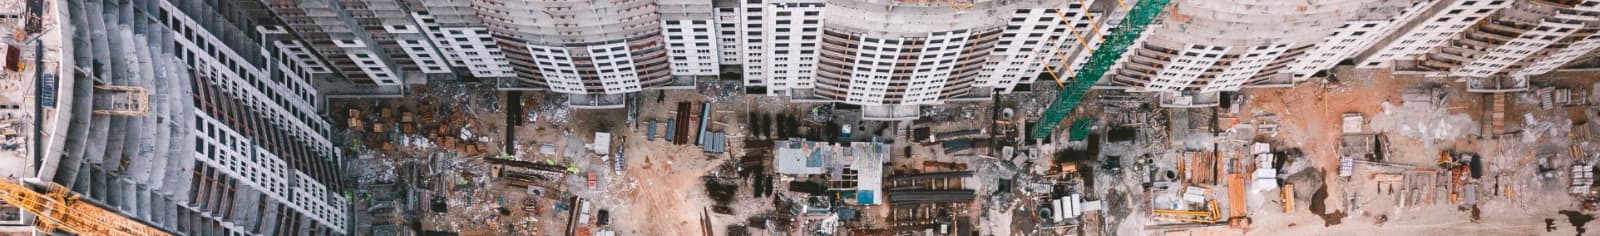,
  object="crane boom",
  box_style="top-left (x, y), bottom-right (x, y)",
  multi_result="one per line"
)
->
top-left (0, 179), bottom-right (169, 236)
top-left (1032, 0), bottom-right (1174, 139)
